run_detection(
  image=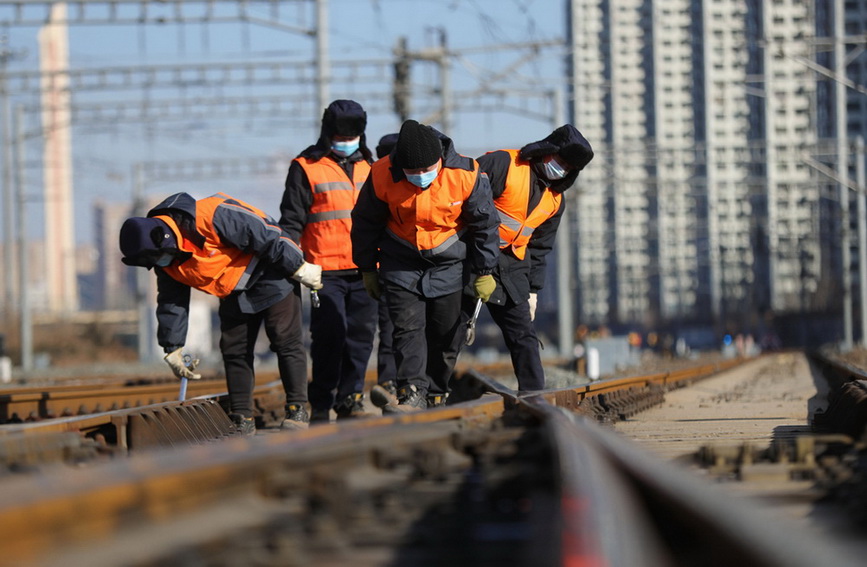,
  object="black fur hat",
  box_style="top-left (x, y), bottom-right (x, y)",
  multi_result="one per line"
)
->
top-left (322, 99), bottom-right (367, 138)
top-left (519, 125), bottom-right (594, 171)
top-left (119, 217), bottom-right (178, 268)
